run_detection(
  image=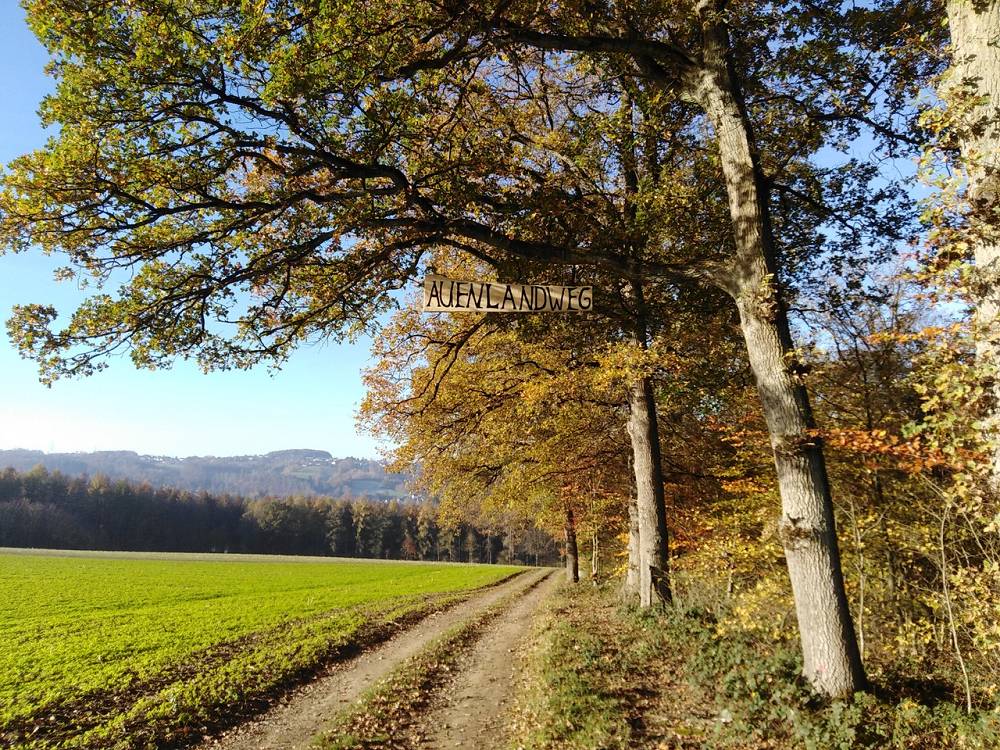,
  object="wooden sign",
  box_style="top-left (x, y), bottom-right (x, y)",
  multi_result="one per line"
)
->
top-left (422, 275), bottom-right (593, 313)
